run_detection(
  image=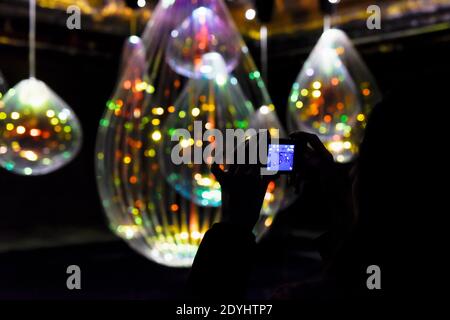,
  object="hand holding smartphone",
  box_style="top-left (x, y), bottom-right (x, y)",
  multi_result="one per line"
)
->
top-left (266, 138), bottom-right (296, 174)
